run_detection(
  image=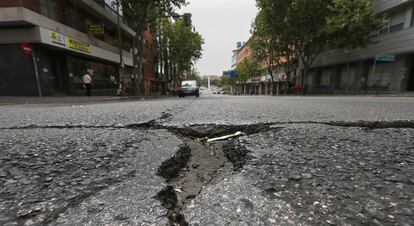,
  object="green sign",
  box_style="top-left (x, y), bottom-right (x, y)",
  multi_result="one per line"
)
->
top-left (375, 54), bottom-right (395, 62)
